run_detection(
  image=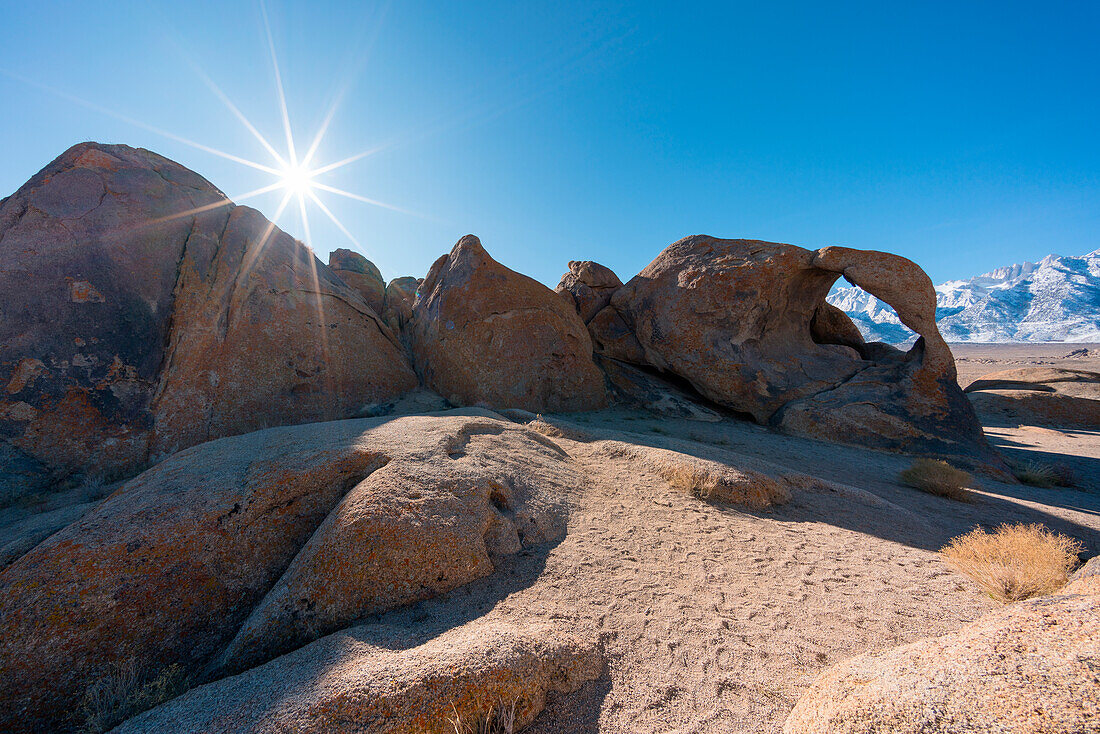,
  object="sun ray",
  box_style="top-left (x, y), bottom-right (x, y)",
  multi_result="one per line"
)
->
top-left (299, 91), bottom-right (344, 169)
top-left (239, 189), bottom-right (295, 284)
top-left (260, 0), bottom-right (297, 166)
top-left (311, 181), bottom-right (422, 217)
top-left (190, 63), bottom-right (287, 168)
top-left (306, 143), bottom-right (392, 176)
top-left (0, 69), bottom-right (280, 176)
top-left (306, 189), bottom-right (363, 250)
top-left (150, 181), bottom-right (287, 224)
